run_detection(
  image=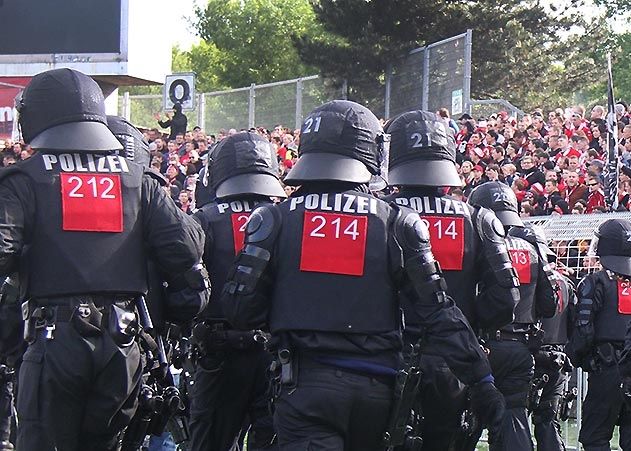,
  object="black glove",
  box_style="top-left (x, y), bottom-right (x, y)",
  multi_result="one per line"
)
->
top-left (470, 381), bottom-right (505, 438)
